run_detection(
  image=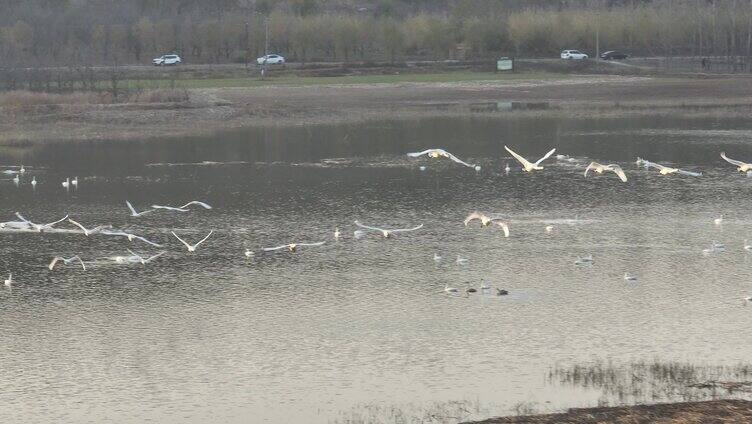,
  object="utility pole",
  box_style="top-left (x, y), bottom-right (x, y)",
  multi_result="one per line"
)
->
top-left (595, 11), bottom-right (600, 61)
top-left (261, 16), bottom-right (269, 80)
top-left (244, 21), bottom-right (249, 70)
